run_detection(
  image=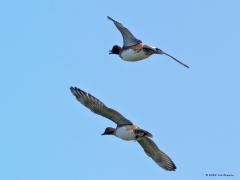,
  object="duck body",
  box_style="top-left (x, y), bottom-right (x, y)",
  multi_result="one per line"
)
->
top-left (108, 16), bottom-right (189, 68)
top-left (114, 125), bottom-right (152, 141)
top-left (115, 126), bottom-right (136, 140)
top-left (120, 47), bottom-right (150, 61)
top-left (70, 87), bottom-right (177, 171)
top-left (110, 43), bottom-right (159, 62)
